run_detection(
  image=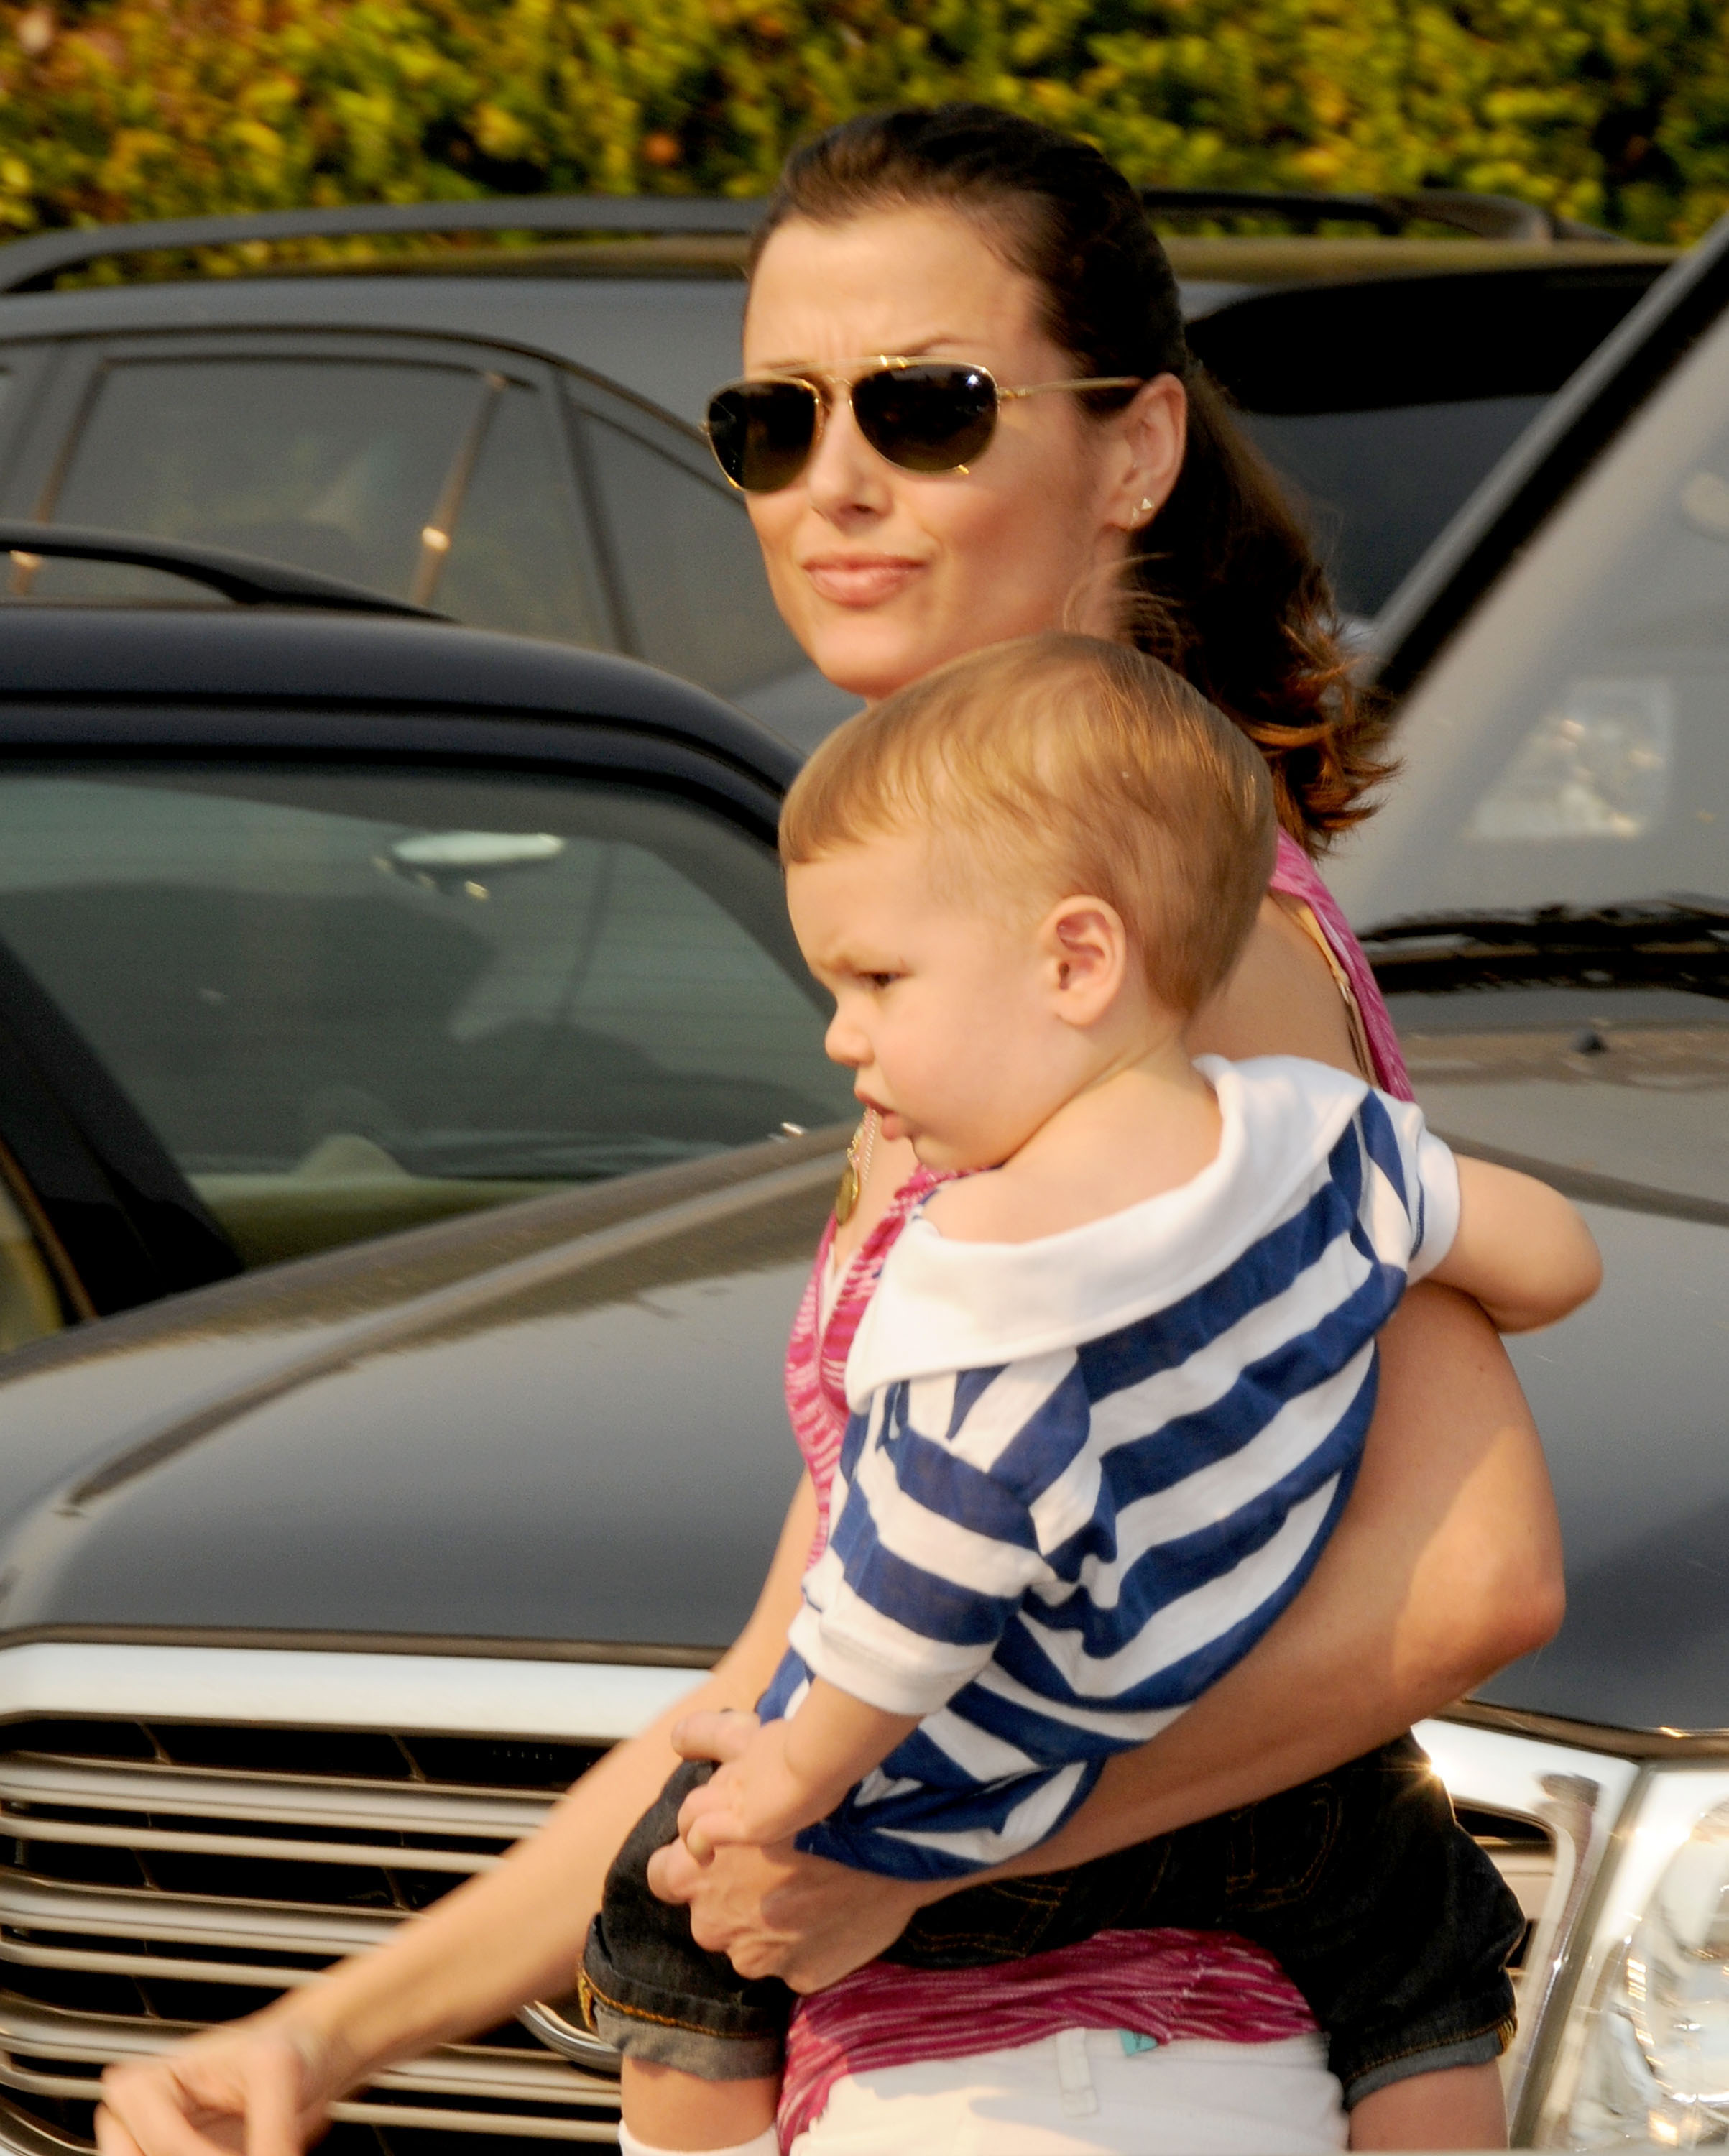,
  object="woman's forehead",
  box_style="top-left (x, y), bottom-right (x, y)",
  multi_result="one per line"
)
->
top-left (742, 206), bottom-right (1049, 372)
